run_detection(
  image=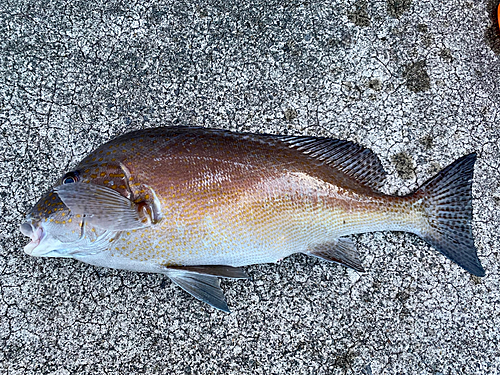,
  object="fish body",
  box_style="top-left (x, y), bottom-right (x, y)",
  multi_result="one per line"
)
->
top-left (20, 127), bottom-right (484, 311)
